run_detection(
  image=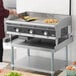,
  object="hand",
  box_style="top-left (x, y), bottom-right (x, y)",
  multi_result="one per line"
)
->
top-left (9, 9), bottom-right (18, 16)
